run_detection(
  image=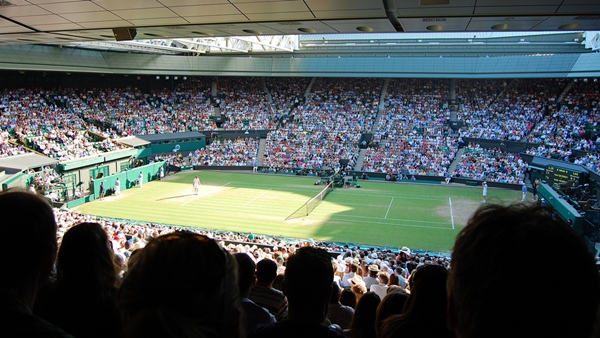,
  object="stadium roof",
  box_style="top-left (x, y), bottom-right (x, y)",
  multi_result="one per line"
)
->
top-left (0, 1), bottom-right (598, 75)
top-left (118, 132), bottom-right (206, 148)
top-left (0, 0), bottom-right (598, 48)
top-left (0, 153), bottom-right (57, 173)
